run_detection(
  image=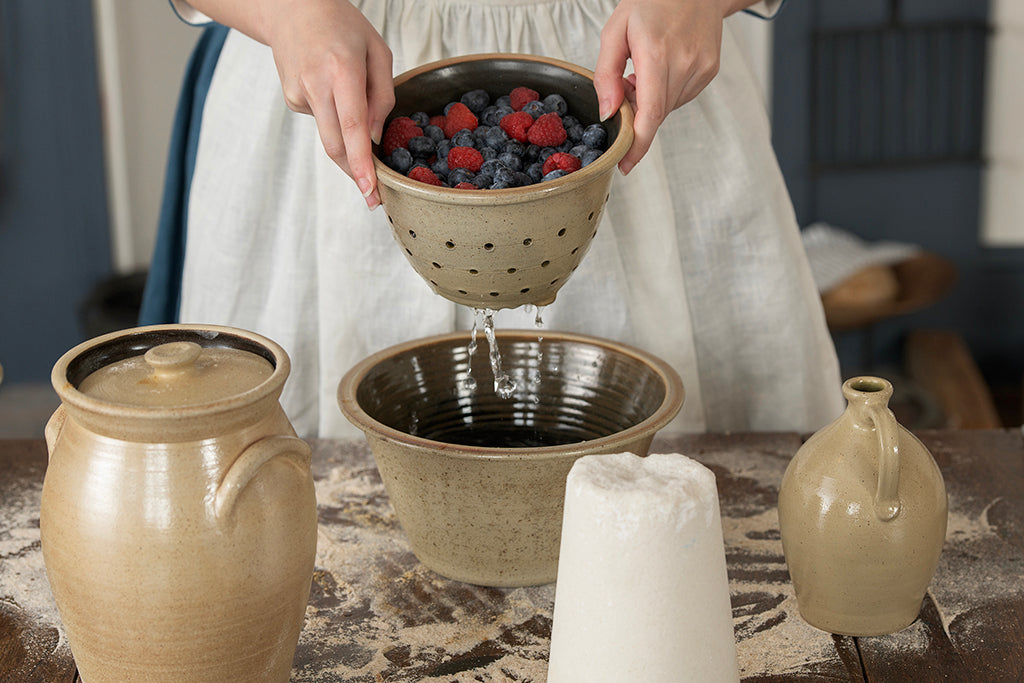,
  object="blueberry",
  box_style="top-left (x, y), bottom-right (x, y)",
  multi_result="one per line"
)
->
top-left (582, 123), bottom-right (608, 150)
top-left (448, 167), bottom-right (476, 185)
top-left (473, 173), bottom-right (493, 189)
top-left (491, 180), bottom-right (515, 189)
top-left (480, 146), bottom-right (498, 161)
top-left (460, 88), bottom-right (490, 114)
top-left (481, 104), bottom-right (513, 127)
top-left (431, 158), bottom-right (449, 178)
top-left (436, 139), bottom-right (452, 160)
top-left (473, 125), bottom-right (492, 146)
top-left (580, 149), bottom-right (602, 166)
top-left (562, 115), bottom-right (581, 130)
top-left (542, 169), bottom-right (568, 182)
top-left (538, 147), bottom-right (557, 161)
top-left (526, 161), bottom-right (544, 183)
top-left (543, 93), bottom-right (568, 115)
top-left (557, 140), bottom-right (574, 153)
top-left (451, 129), bottom-right (476, 148)
top-left (566, 124), bottom-right (585, 144)
top-left (514, 171), bottom-right (534, 186)
top-left (493, 165), bottom-right (517, 186)
top-left (496, 95), bottom-right (512, 109)
top-left (443, 101), bottom-right (459, 115)
top-left (483, 126), bottom-right (509, 150)
top-left (423, 124), bottom-right (446, 142)
top-left (408, 136), bottom-right (436, 159)
top-left (524, 144), bottom-right (542, 162)
top-left (522, 100), bottom-right (546, 119)
top-left (387, 148), bottom-right (413, 173)
top-left (410, 111), bottom-right (430, 127)
top-left (503, 140), bottom-right (526, 157)
top-left (569, 144), bottom-right (590, 158)
top-left (480, 159), bottom-right (507, 177)
top-left (498, 151), bottom-right (523, 172)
